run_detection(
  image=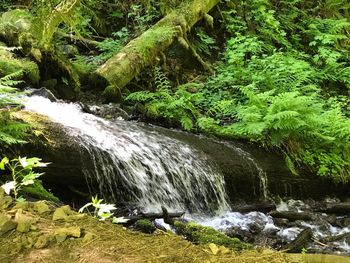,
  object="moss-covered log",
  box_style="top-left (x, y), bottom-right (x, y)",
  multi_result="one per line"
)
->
top-left (94, 0), bottom-right (220, 97)
top-left (0, 10), bottom-right (81, 97)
